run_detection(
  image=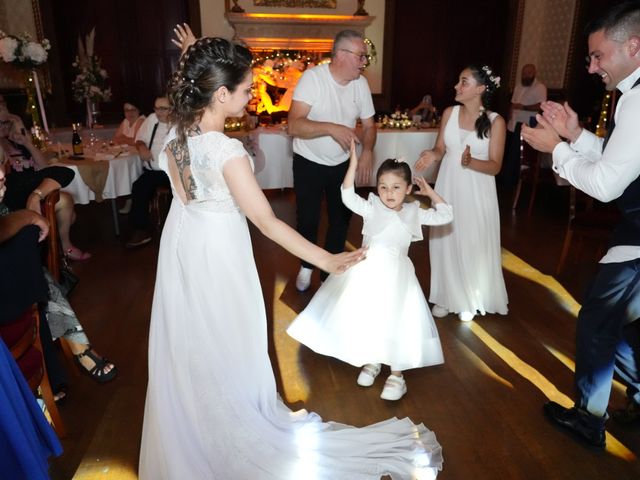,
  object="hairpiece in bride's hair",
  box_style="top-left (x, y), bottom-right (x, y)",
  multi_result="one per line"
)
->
top-left (395, 156), bottom-right (406, 164)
